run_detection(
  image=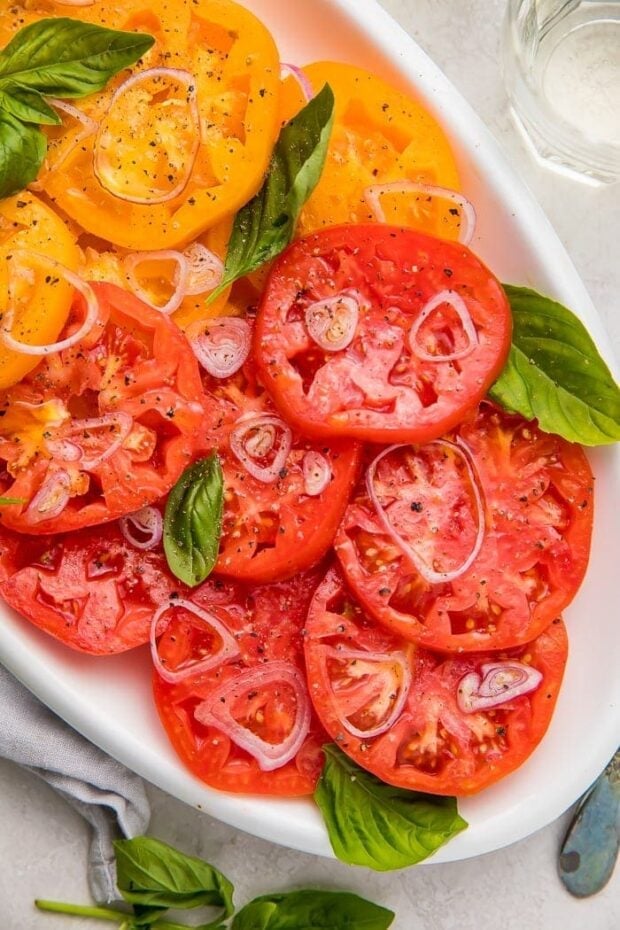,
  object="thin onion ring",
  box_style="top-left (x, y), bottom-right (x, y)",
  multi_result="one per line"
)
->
top-left (319, 646), bottom-right (411, 740)
top-left (183, 243), bottom-right (224, 296)
top-left (280, 63), bottom-right (314, 101)
top-left (302, 451), bottom-right (332, 496)
top-left (229, 414), bottom-right (292, 484)
top-left (123, 250), bottom-right (189, 315)
top-left (150, 599), bottom-right (240, 684)
top-left (26, 469), bottom-right (71, 523)
top-left (457, 661), bottom-right (543, 713)
top-left (47, 99), bottom-right (98, 171)
top-left (304, 290), bottom-right (361, 352)
top-left (119, 506), bottom-right (163, 551)
top-left (194, 661), bottom-right (311, 771)
top-left (189, 316), bottom-right (251, 378)
top-left (1, 250), bottom-right (100, 356)
top-left (364, 180), bottom-right (476, 245)
top-left (94, 67), bottom-right (200, 205)
top-left (409, 289), bottom-right (479, 362)
top-left (365, 438), bottom-right (486, 584)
